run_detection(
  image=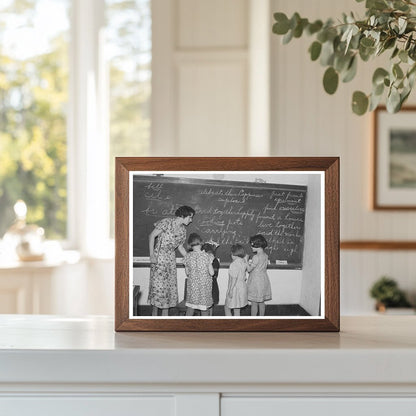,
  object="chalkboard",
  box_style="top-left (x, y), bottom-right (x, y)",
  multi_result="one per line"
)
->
top-left (132, 175), bottom-right (307, 269)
